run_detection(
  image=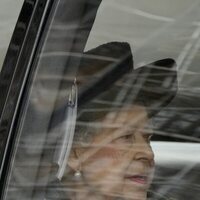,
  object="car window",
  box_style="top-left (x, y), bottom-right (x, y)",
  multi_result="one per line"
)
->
top-left (0, 0), bottom-right (24, 72)
top-left (2, 0), bottom-right (200, 200)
